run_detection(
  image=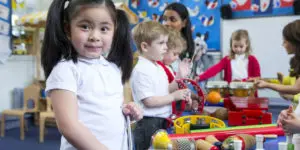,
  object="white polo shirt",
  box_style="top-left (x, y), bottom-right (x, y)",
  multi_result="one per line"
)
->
top-left (231, 54), bottom-right (249, 80)
top-left (46, 57), bottom-right (127, 150)
top-left (130, 56), bottom-right (171, 118)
